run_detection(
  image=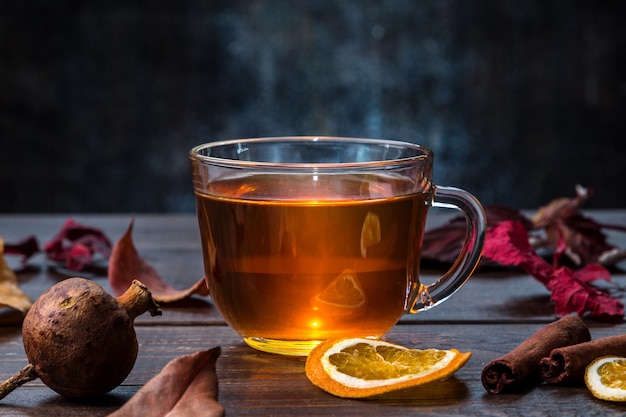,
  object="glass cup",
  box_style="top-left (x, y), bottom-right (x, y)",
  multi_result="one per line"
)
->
top-left (190, 136), bottom-right (486, 356)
